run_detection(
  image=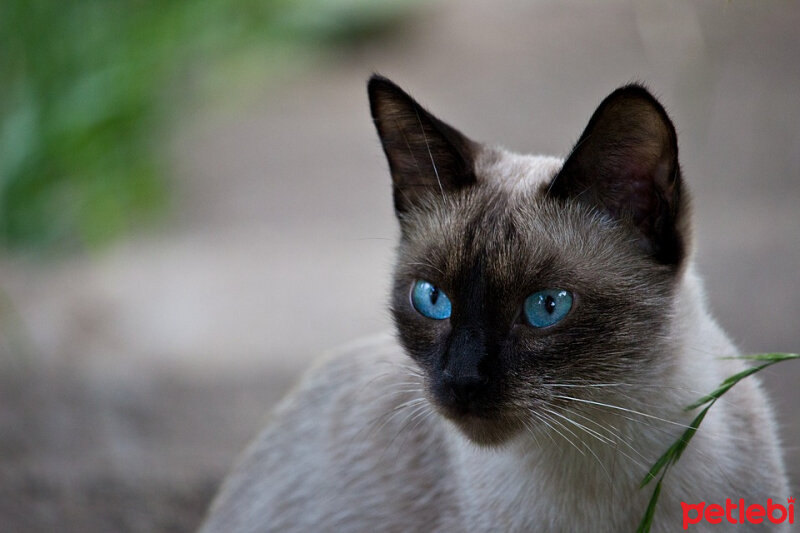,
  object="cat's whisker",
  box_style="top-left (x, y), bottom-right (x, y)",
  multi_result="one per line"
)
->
top-left (382, 402), bottom-right (432, 459)
top-left (537, 406), bottom-right (659, 482)
top-left (371, 358), bottom-right (427, 381)
top-left (552, 395), bottom-right (692, 429)
top-left (555, 399), bottom-right (741, 466)
top-left (534, 416), bottom-right (566, 450)
top-left (519, 417), bottom-right (542, 449)
top-left (561, 388), bottom-right (758, 444)
top-left (394, 404), bottom-right (436, 457)
top-left (559, 405), bottom-right (625, 446)
top-left (349, 361), bottom-right (429, 445)
top-left (566, 401), bottom-right (681, 439)
top-left (356, 370), bottom-right (409, 392)
top-left (375, 387), bottom-right (426, 399)
top-left (544, 382), bottom-right (632, 389)
top-left (526, 413), bottom-right (557, 448)
top-left (544, 409), bottom-right (613, 483)
top-left (557, 406), bottom-right (652, 471)
top-left (387, 384), bottom-right (426, 391)
top-left (363, 397), bottom-right (428, 440)
top-left (578, 404), bottom-right (751, 473)
top-left (378, 396), bottom-right (428, 419)
top-left (536, 410), bottom-right (586, 457)
top-left (355, 372), bottom-right (423, 399)
top-left (559, 399), bottom-right (745, 467)
top-left (546, 408), bottom-right (614, 445)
